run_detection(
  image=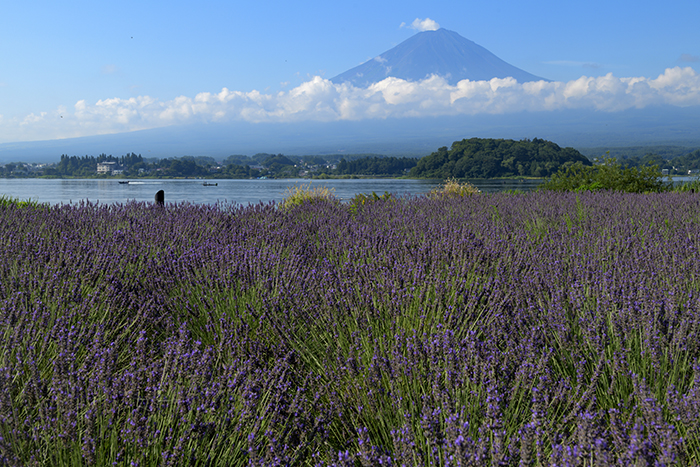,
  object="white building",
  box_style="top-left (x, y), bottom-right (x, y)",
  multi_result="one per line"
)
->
top-left (97, 161), bottom-right (118, 174)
